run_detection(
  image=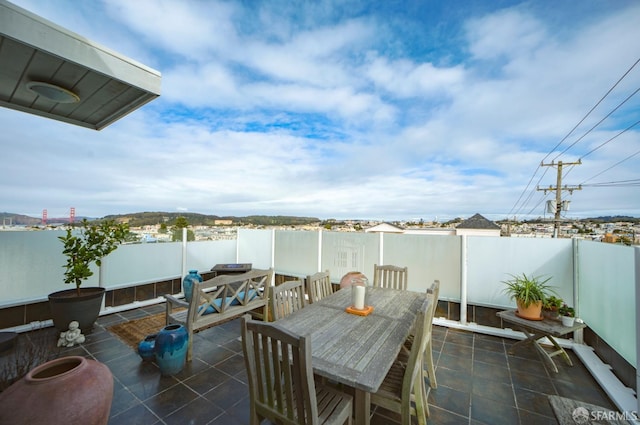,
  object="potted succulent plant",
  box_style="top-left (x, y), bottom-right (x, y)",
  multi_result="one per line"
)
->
top-left (502, 273), bottom-right (554, 320)
top-left (559, 303), bottom-right (576, 327)
top-left (542, 295), bottom-right (563, 320)
top-left (48, 219), bottom-right (129, 333)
